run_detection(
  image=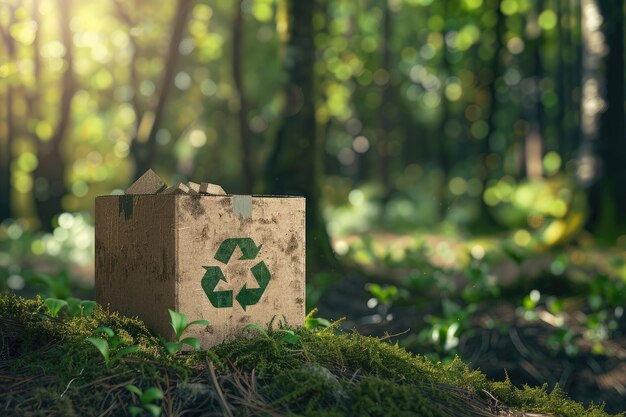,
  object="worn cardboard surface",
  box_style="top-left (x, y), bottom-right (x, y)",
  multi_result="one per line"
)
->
top-left (162, 182), bottom-right (191, 195)
top-left (199, 182), bottom-right (226, 195)
top-left (125, 169), bottom-right (167, 194)
top-left (95, 194), bottom-right (305, 346)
